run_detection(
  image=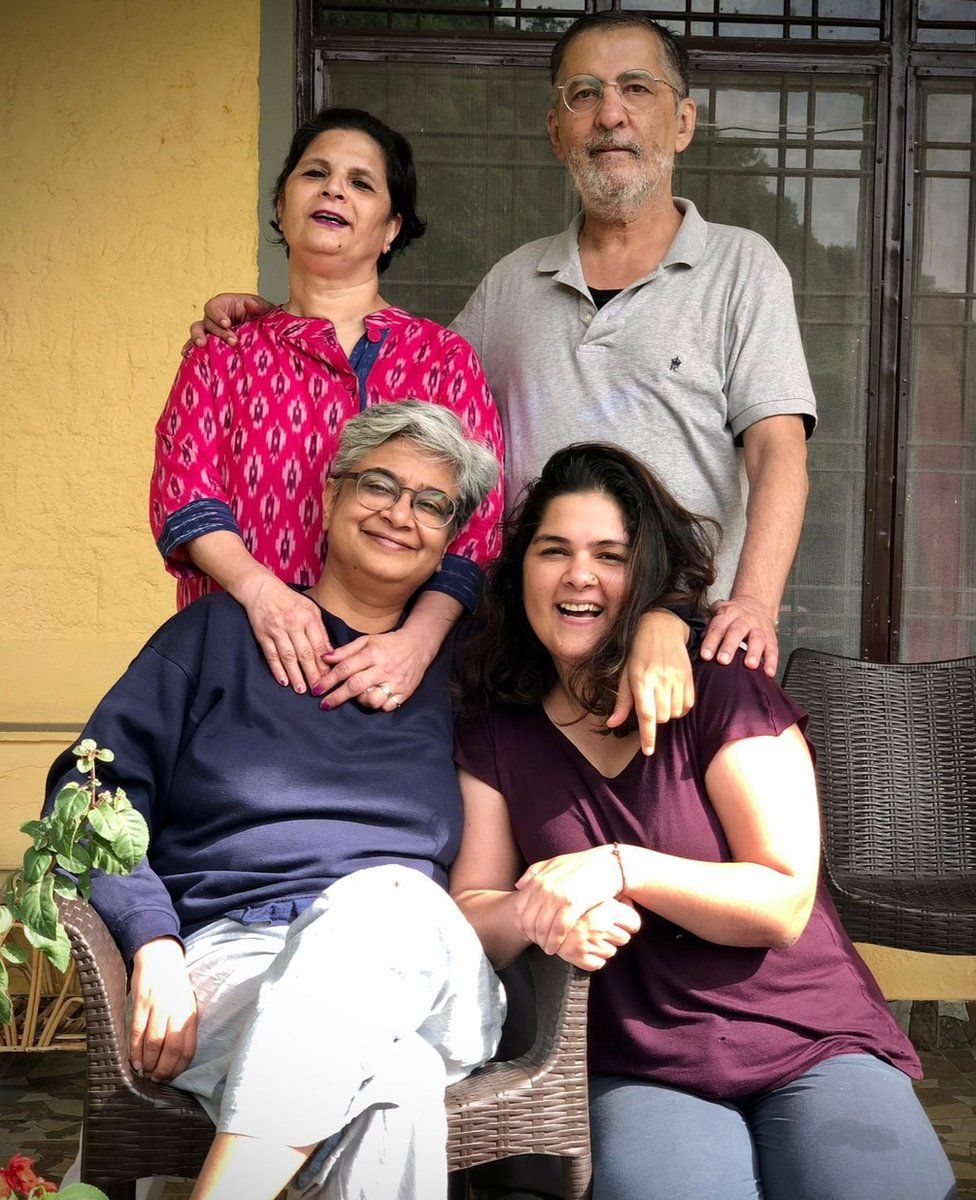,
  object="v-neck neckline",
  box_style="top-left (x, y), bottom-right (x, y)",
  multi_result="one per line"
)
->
top-left (536, 704), bottom-right (644, 782)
